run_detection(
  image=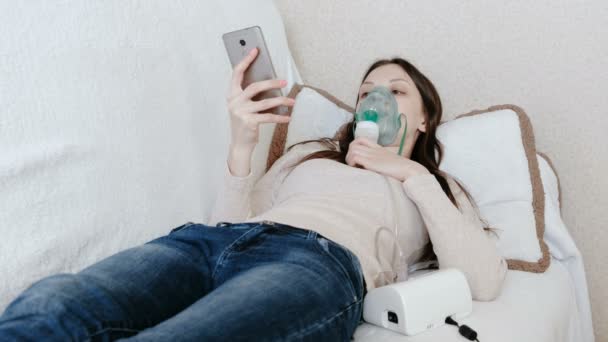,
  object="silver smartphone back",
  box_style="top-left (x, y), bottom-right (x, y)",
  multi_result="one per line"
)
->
top-left (222, 26), bottom-right (287, 115)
